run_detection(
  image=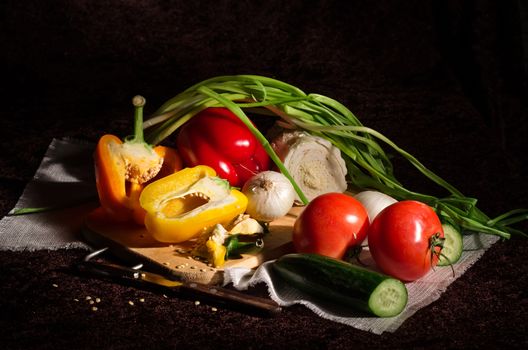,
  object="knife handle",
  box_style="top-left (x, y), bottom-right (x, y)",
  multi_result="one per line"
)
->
top-left (179, 282), bottom-right (282, 316)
